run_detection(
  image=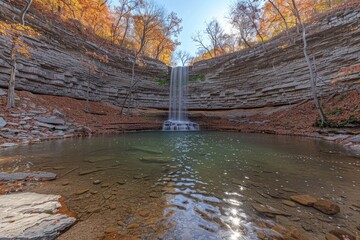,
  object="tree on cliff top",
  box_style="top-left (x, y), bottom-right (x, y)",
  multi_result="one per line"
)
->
top-left (291, 0), bottom-right (327, 126)
top-left (175, 50), bottom-right (193, 66)
top-left (0, 22), bottom-right (40, 109)
top-left (0, 0), bottom-right (38, 109)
